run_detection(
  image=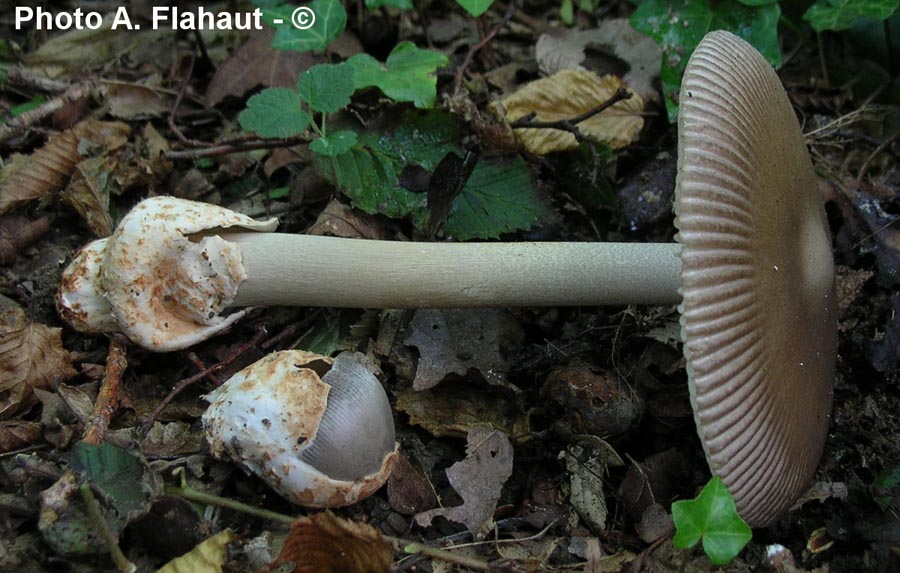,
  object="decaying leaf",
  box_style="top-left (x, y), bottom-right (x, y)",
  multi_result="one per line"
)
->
top-left (405, 309), bottom-right (524, 391)
top-left (387, 453), bottom-right (439, 515)
top-left (562, 442), bottom-right (624, 533)
top-left (106, 84), bottom-right (170, 119)
top-left (269, 512), bottom-right (392, 573)
top-left (0, 307), bottom-right (76, 419)
top-left (0, 215), bottom-right (50, 266)
top-left (415, 427), bottom-right (514, 538)
top-left (157, 530), bottom-right (236, 573)
top-left (395, 379), bottom-right (531, 441)
top-left (489, 70), bottom-right (644, 155)
top-left (535, 19), bottom-right (662, 103)
top-left (0, 420), bottom-right (43, 453)
top-left (60, 155), bottom-right (118, 236)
